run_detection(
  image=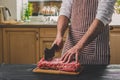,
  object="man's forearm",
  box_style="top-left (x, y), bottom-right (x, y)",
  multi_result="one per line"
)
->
top-left (56, 15), bottom-right (69, 38)
top-left (76, 19), bottom-right (105, 48)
